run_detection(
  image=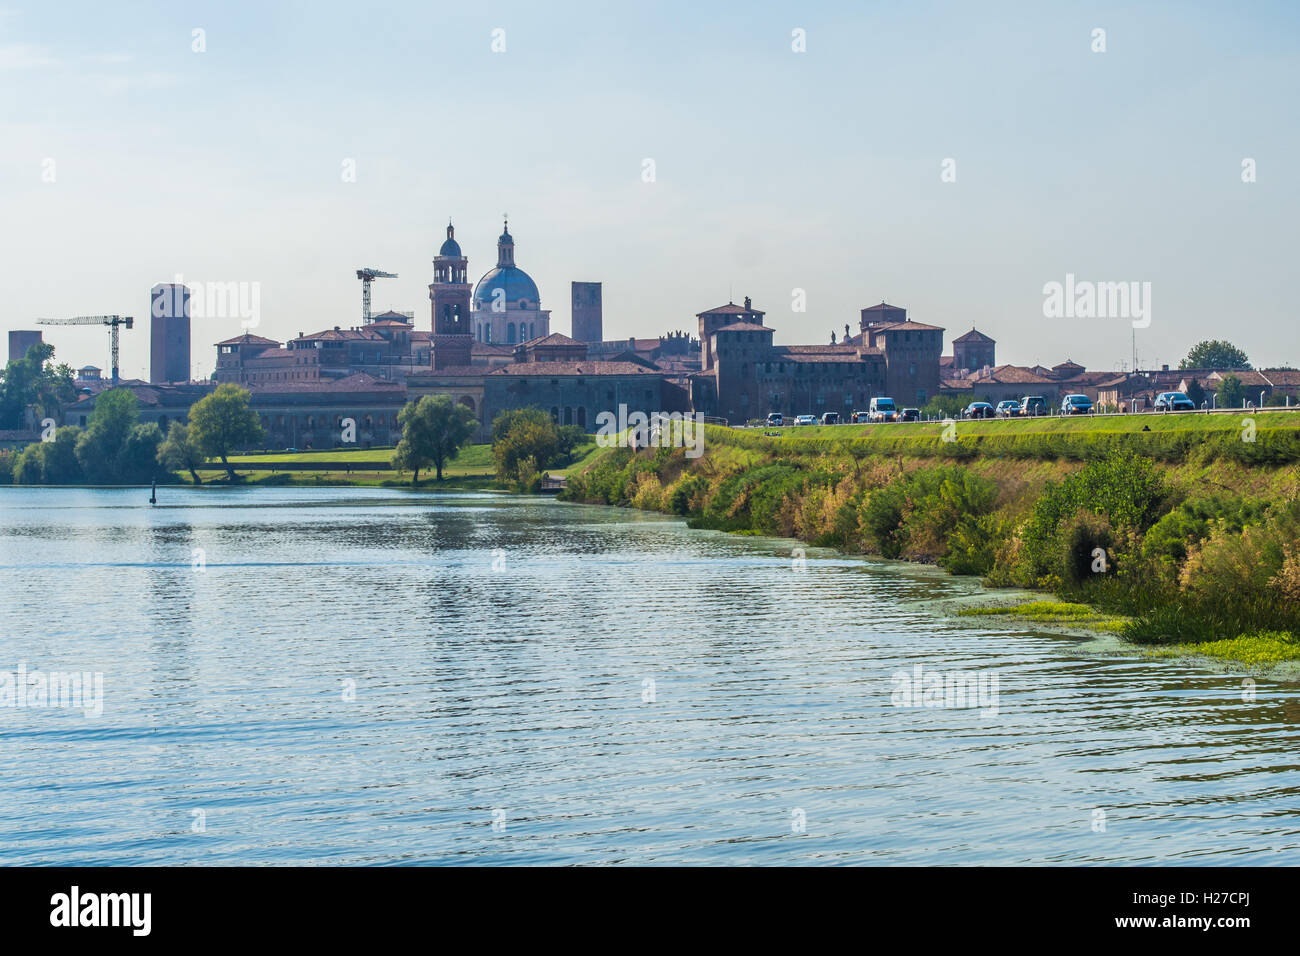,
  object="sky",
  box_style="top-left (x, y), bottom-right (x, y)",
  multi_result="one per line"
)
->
top-left (2, 0), bottom-right (1298, 380)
